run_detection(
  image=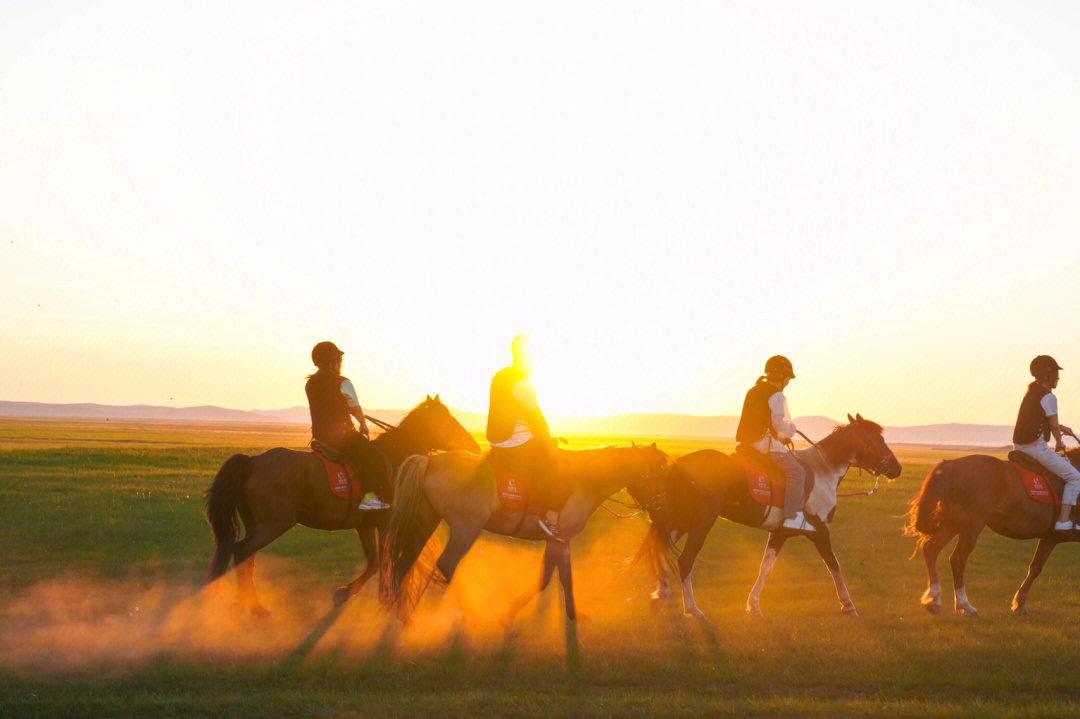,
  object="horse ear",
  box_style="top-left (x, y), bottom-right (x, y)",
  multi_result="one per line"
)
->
top-left (847, 413), bottom-right (855, 424)
top-left (650, 442), bottom-right (657, 449)
top-left (856, 413), bottom-right (864, 422)
top-left (435, 393), bottom-right (440, 401)
top-left (426, 394), bottom-right (431, 401)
